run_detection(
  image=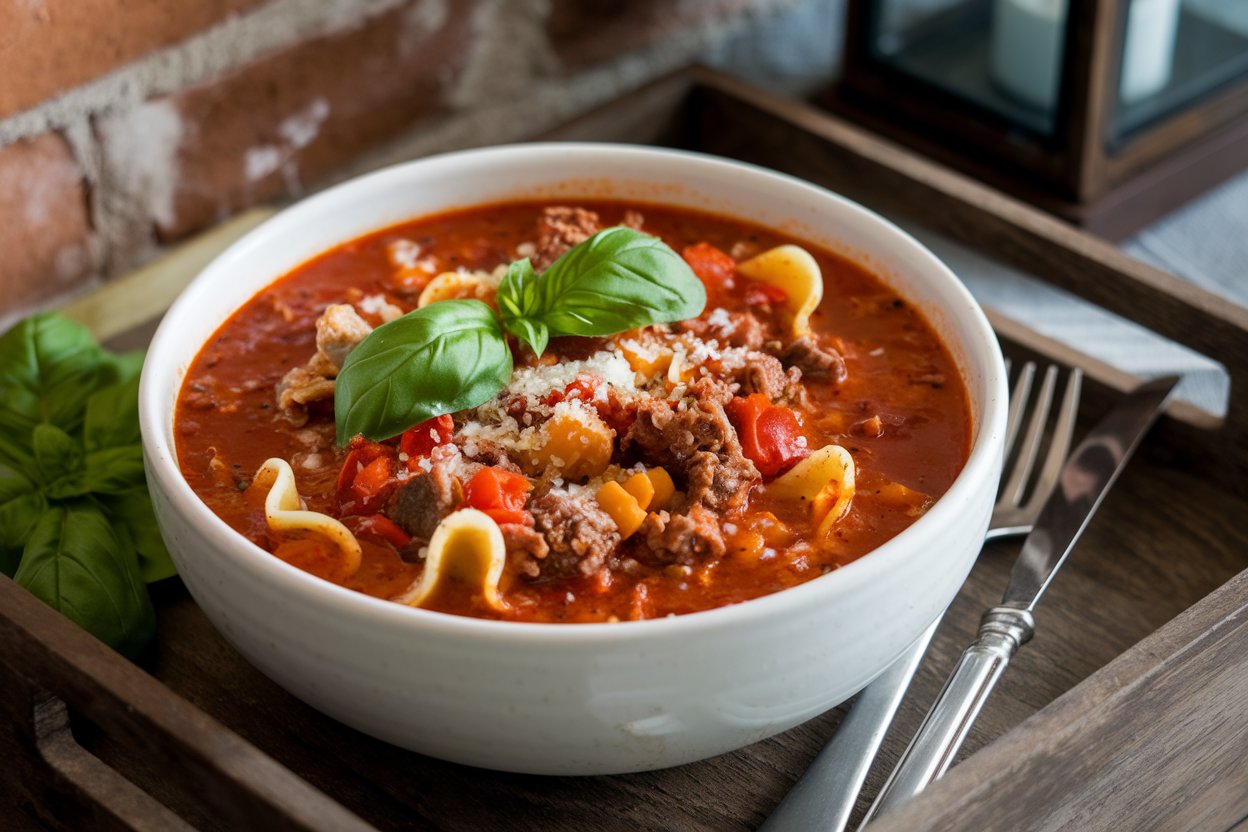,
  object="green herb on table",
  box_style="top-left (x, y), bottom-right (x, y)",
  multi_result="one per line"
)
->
top-left (335, 226), bottom-right (705, 443)
top-left (0, 312), bottom-right (173, 659)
